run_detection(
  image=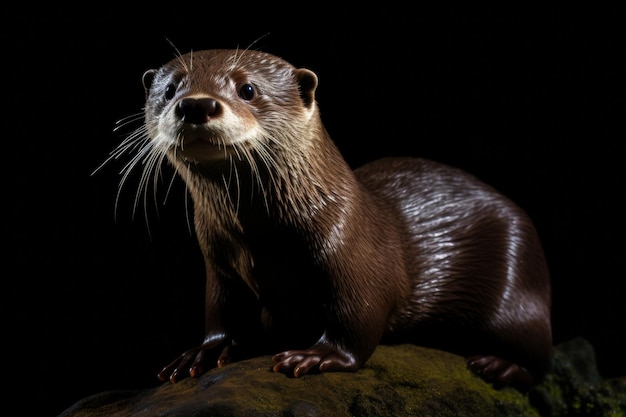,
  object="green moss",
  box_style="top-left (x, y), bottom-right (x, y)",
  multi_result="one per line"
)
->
top-left (60, 338), bottom-right (625, 417)
top-left (529, 338), bottom-right (626, 417)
